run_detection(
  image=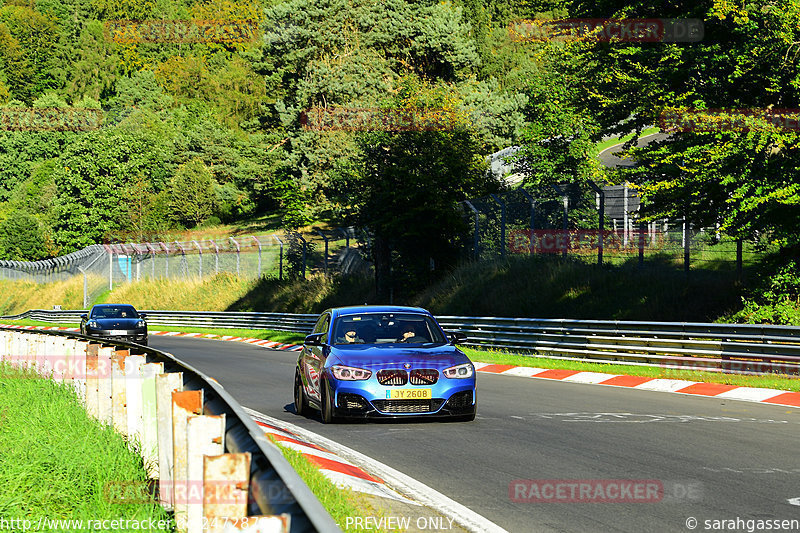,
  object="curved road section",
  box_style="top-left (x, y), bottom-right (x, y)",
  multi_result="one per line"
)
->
top-left (151, 336), bottom-right (800, 533)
